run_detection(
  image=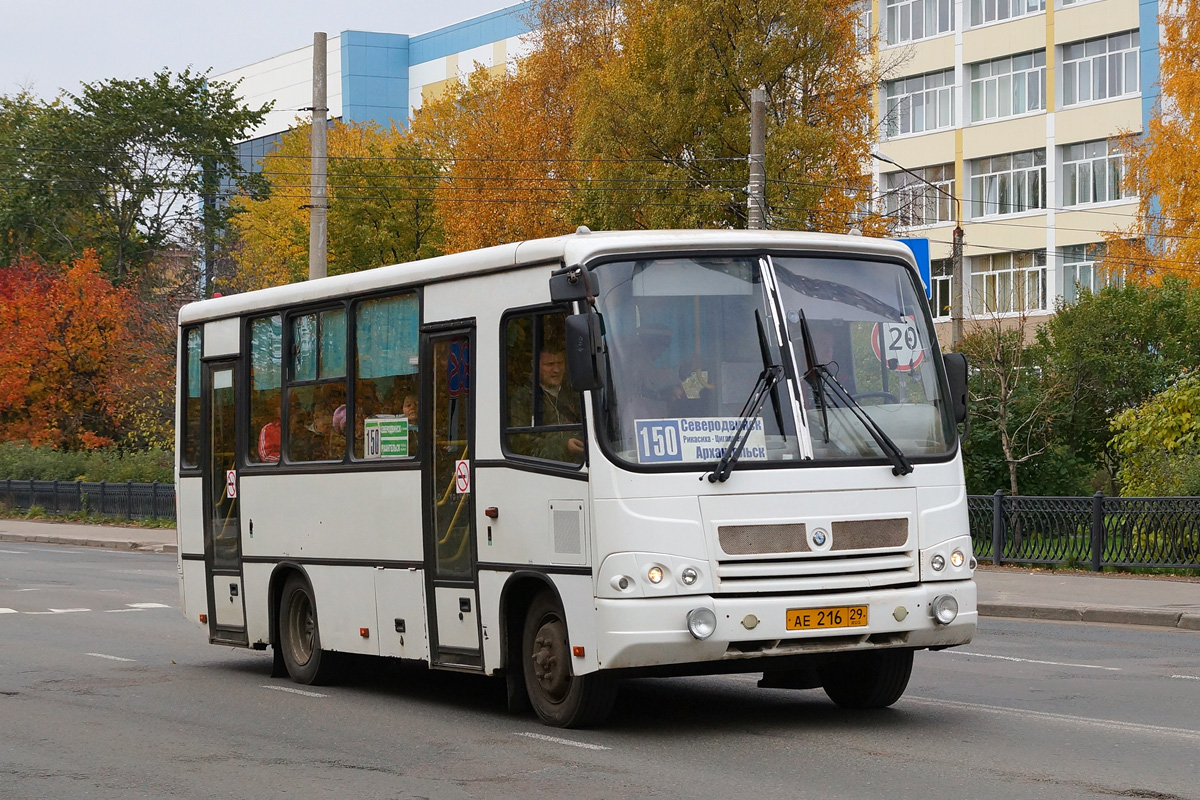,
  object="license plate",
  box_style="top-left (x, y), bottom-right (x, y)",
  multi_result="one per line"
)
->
top-left (785, 605), bottom-right (868, 631)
